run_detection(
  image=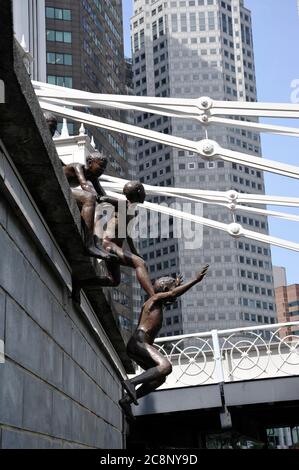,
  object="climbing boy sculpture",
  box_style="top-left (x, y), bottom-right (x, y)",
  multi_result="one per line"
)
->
top-left (44, 112), bottom-right (209, 420)
top-left (63, 153), bottom-right (116, 260)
